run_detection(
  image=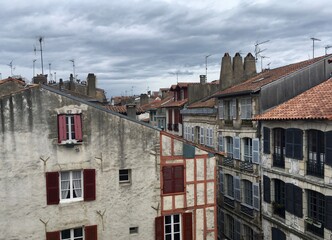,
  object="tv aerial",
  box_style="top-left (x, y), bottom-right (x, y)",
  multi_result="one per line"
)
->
top-left (254, 40), bottom-right (270, 61)
top-left (7, 60), bottom-right (15, 76)
top-left (34, 36), bottom-right (45, 74)
top-left (310, 37), bottom-right (321, 58)
top-left (325, 45), bottom-right (332, 55)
